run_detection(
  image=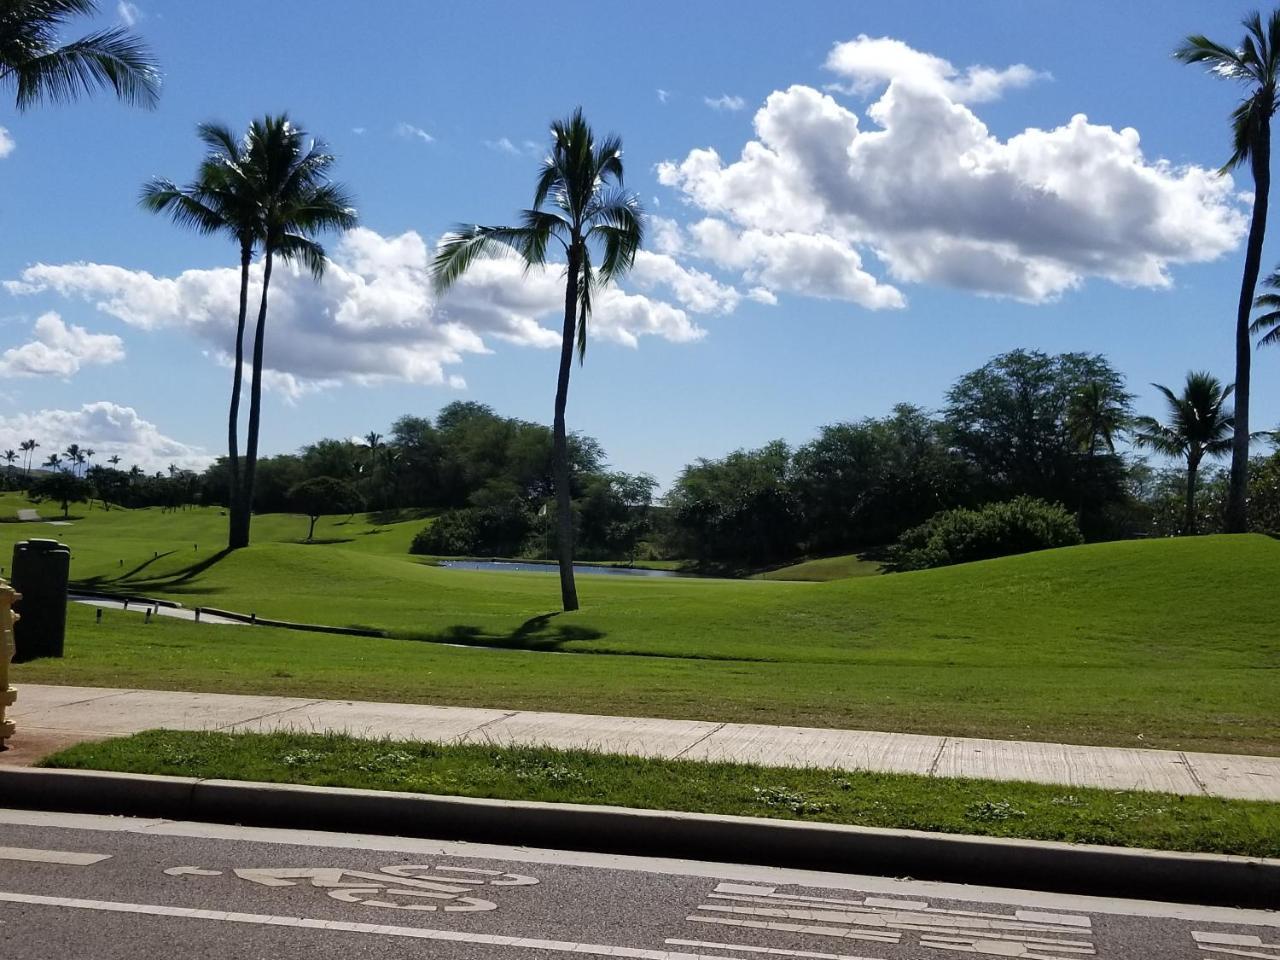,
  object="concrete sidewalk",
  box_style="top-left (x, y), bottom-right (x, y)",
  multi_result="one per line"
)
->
top-left (7, 683), bottom-right (1279, 802)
